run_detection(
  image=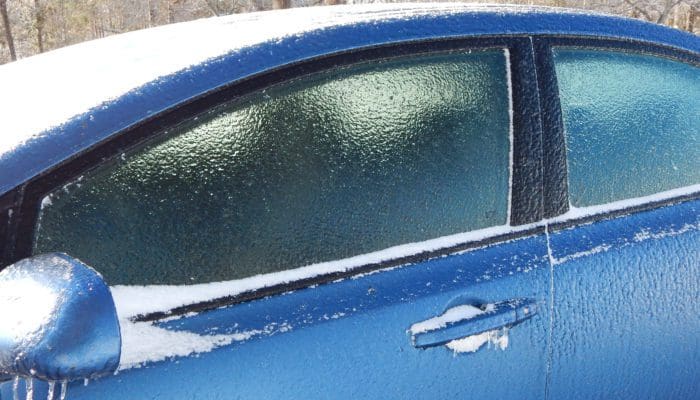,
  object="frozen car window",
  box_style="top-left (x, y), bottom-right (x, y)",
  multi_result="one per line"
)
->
top-left (553, 48), bottom-right (700, 207)
top-left (33, 50), bottom-right (511, 285)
